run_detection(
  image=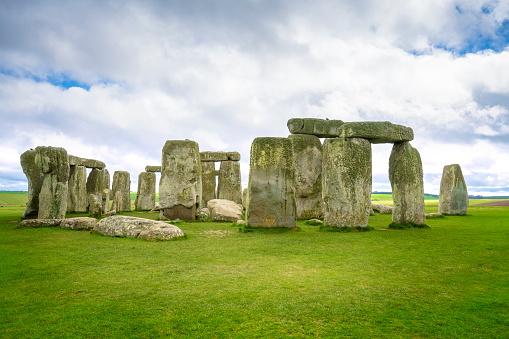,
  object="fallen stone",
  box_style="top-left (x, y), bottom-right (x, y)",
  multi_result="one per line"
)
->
top-left (217, 160), bottom-right (242, 205)
top-left (18, 219), bottom-right (64, 228)
top-left (145, 166), bottom-right (162, 172)
top-left (60, 217), bottom-right (97, 230)
top-left (207, 199), bottom-right (243, 221)
top-left (339, 121), bottom-right (414, 144)
top-left (371, 203), bottom-right (393, 214)
top-left (94, 216), bottom-right (184, 241)
top-left (200, 151), bottom-right (241, 162)
top-left (287, 118), bottom-right (344, 138)
top-left (426, 212), bottom-right (443, 218)
top-left (135, 172), bottom-right (156, 211)
top-left (438, 164), bottom-right (469, 215)
top-left (68, 155), bottom-right (105, 169)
